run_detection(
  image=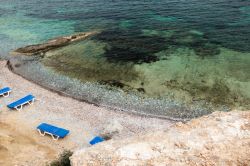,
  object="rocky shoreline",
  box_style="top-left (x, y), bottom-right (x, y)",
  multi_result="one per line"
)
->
top-left (11, 31), bottom-right (98, 56)
top-left (7, 55), bottom-right (213, 121)
top-left (6, 31), bottom-right (231, 120)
